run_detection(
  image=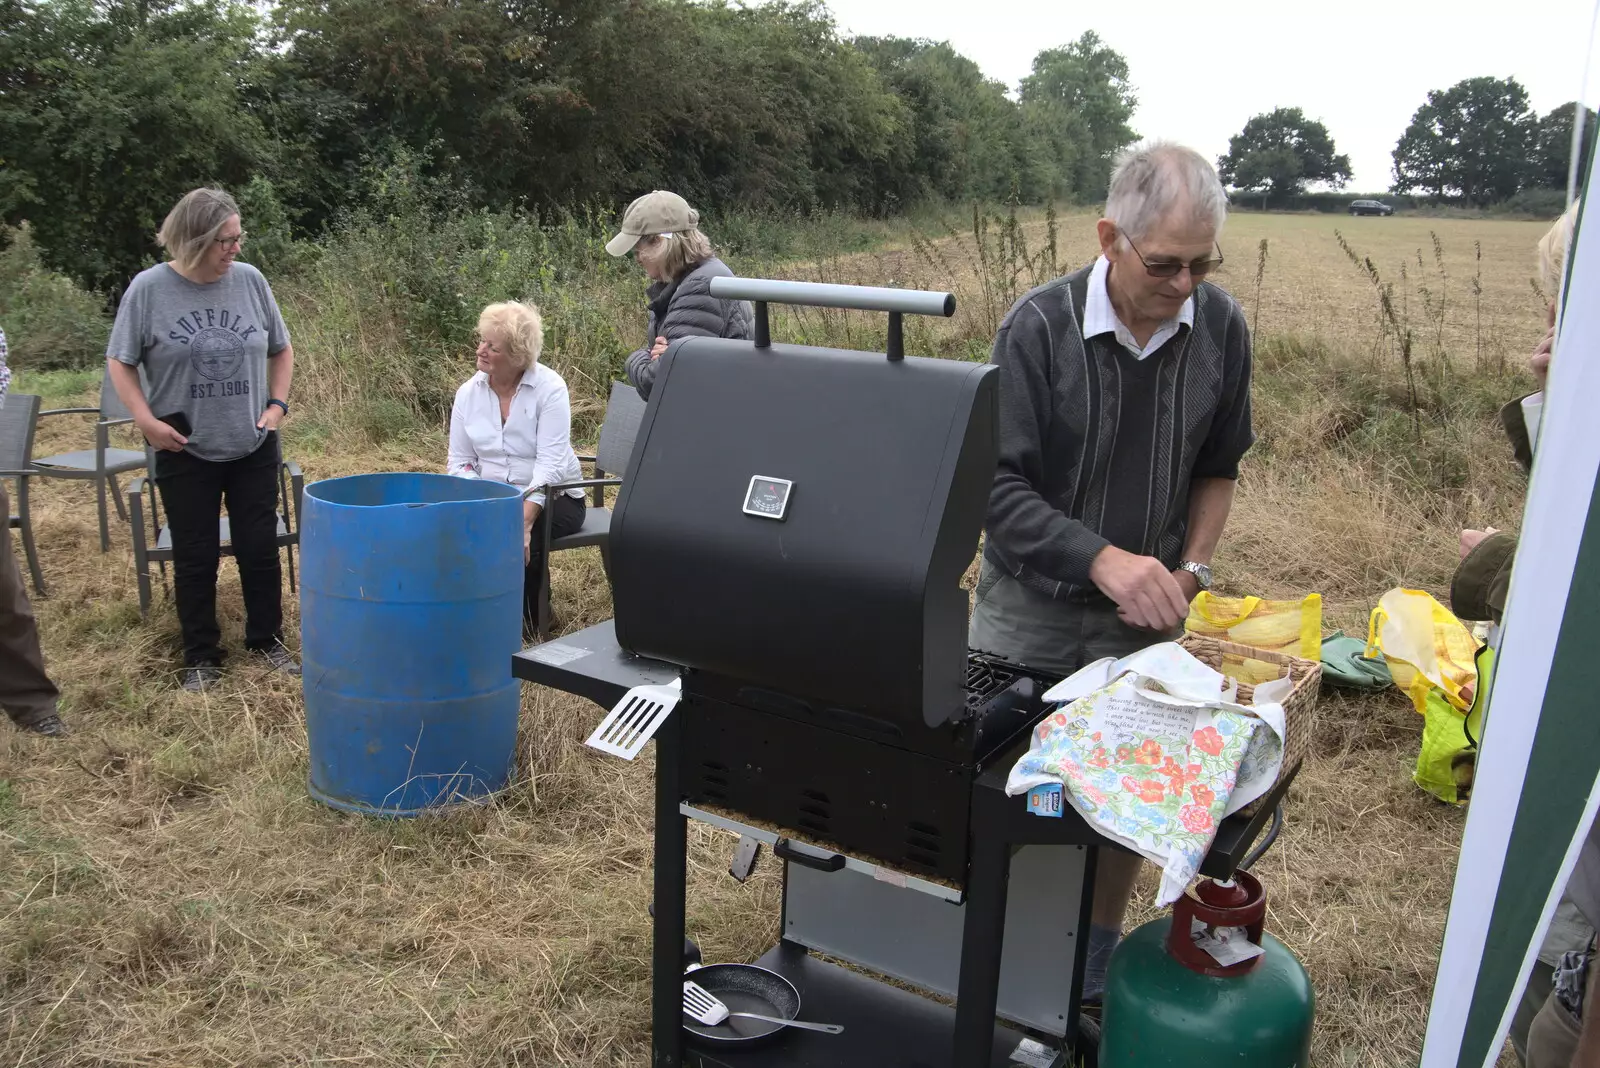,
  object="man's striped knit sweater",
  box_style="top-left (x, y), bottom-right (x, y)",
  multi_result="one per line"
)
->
top-left (983, 263), bottom-right (1256, 603)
